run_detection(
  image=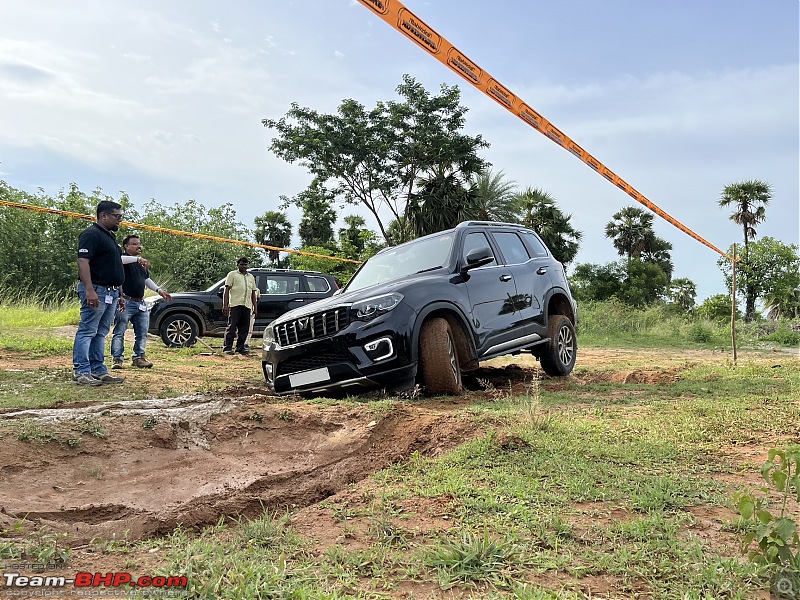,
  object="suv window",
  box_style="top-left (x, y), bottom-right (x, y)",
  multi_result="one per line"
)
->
top-left (520, 231), bottom-right (549, 257)
top-left (462, 232), bottom-right (496, 266)
top-left (493, 232), bottom-right (531, 265)
top-left (260, 275), bottom-right (301, 295)
top-left (306, 275), bottom-right (332, 292)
